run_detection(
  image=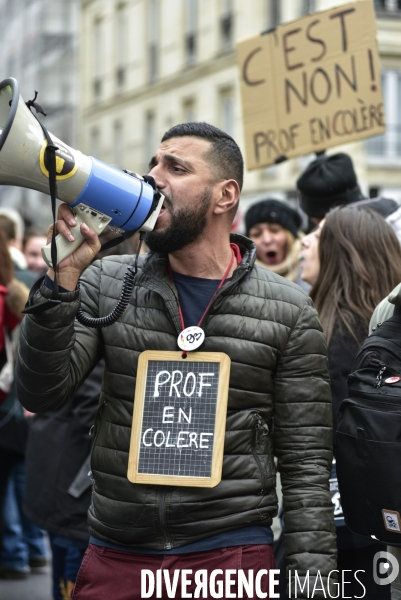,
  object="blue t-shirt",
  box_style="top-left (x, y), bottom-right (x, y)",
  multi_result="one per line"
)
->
top-left (172, 271), bottom-right (225, 327)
